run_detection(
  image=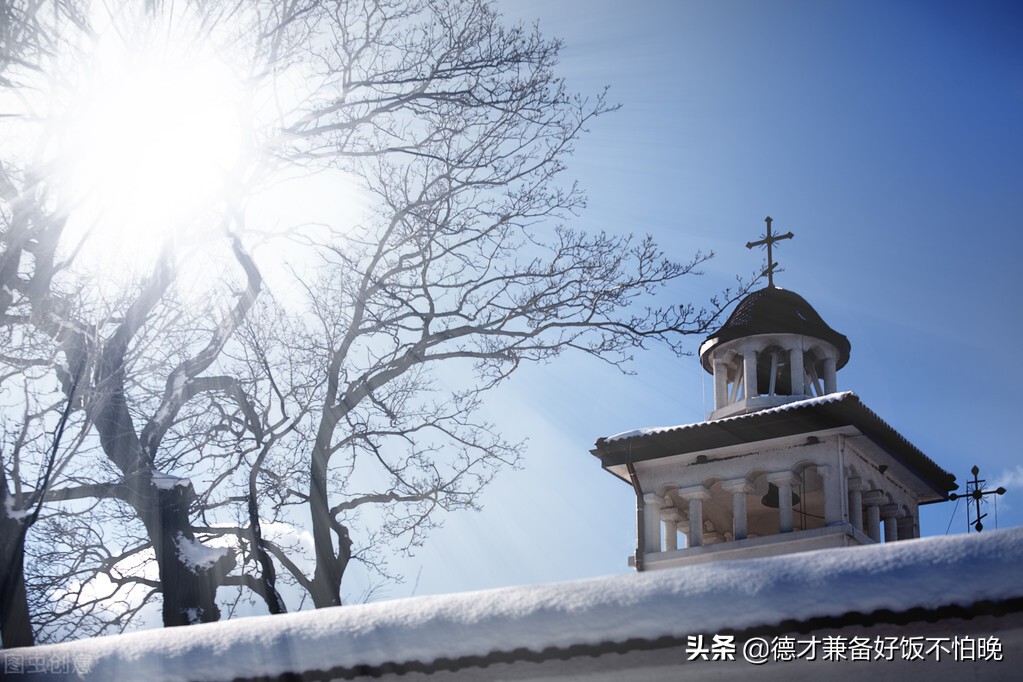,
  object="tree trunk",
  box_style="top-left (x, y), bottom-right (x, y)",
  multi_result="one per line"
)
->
top-left (247, 494), bottom-right (286, 615)
top-left (0, 515), bottom-right (33, 648)
top-left (88, 332), bottom-right (234, 628)
top-left (309, 451), bottom-right (343, 608)
top-left (135, 480), bottom-right (234, 627)
top-left (308, 421), bottom-right (350, 609)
